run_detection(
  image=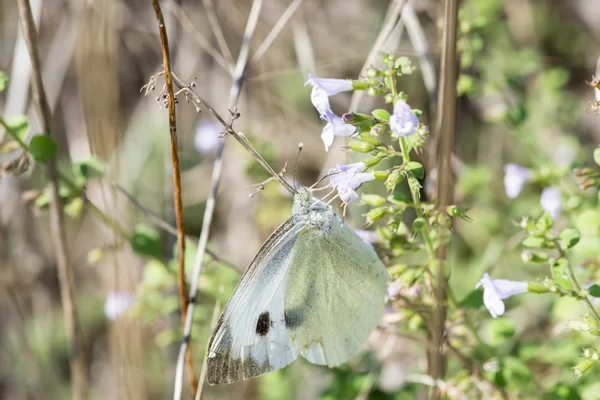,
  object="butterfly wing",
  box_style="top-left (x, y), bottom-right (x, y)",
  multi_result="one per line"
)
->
top-left (284, 213), bottom-right (388, 367)
top-left (206, 219), bottom-right (304, 385)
